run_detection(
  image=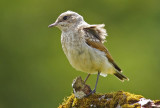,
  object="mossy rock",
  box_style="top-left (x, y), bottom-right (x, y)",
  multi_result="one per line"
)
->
top-left (58, 91), bottom-right (160, 108)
